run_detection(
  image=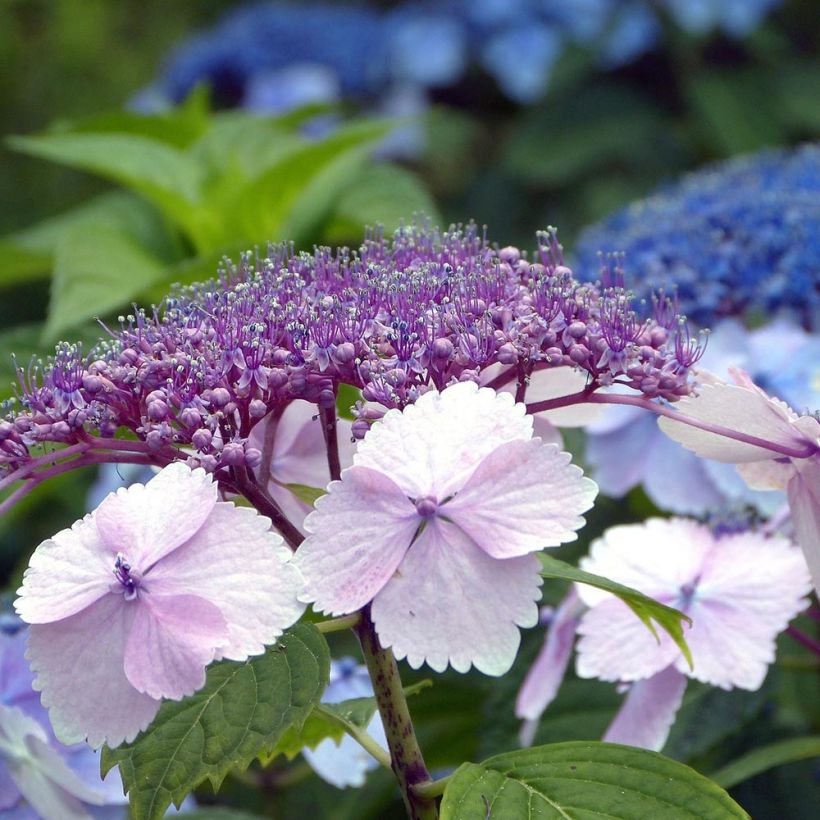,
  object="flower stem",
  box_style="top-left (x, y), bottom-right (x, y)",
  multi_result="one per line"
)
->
top-left (355, 609), bottom-right (438, 820)
top-left (233, 467), bottom-right (304, 550)
top-left (411, 775), bottom-right (451, 801)
top-left (315, 613), bottom-right (361, 634)
top-left (319, 400), bottom-right (342, 483)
